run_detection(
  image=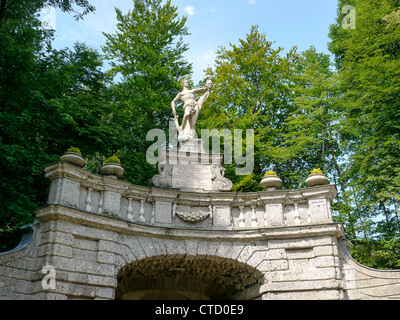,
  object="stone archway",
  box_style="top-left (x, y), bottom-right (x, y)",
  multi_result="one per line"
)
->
top-left (115, 255), bottom-right (263, 300)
